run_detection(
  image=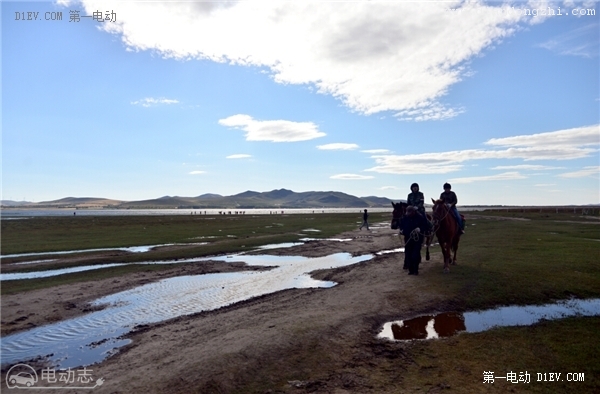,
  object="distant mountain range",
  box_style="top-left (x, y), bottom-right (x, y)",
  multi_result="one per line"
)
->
top-left (1, 189), bottom-right (396, 209)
